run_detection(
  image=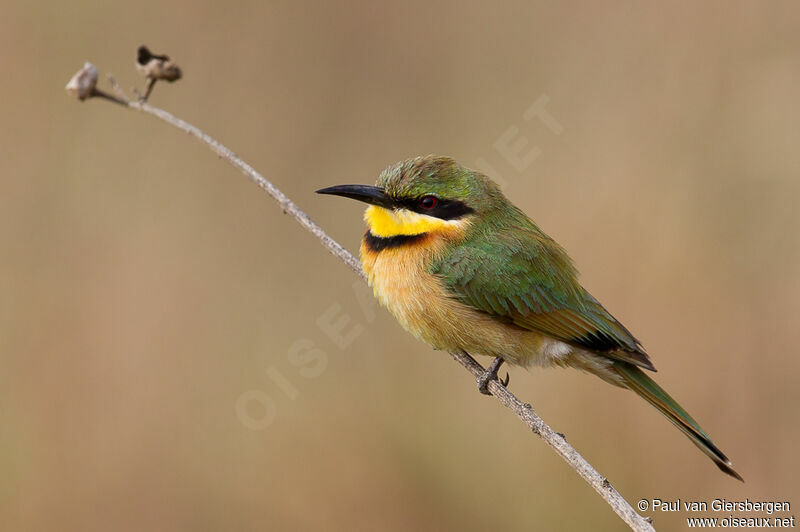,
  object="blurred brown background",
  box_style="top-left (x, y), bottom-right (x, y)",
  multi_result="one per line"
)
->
top-left (2, 1), bottom-right (799, 530)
